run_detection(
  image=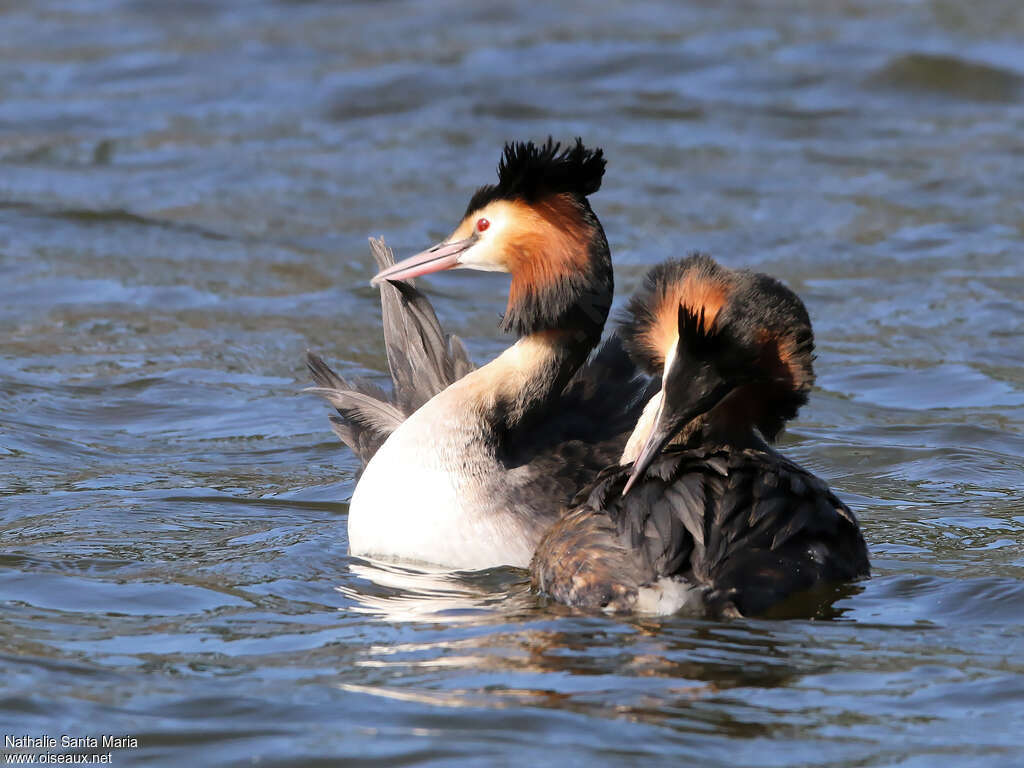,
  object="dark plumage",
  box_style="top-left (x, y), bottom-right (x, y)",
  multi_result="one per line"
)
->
top-left (465, 138), bottom-right (606, 214)
top-left (533, 446), bottom-right (869, 617)
top-left (620, 253), bottom-right (815, 441)
top-left (531, 256), bottom-right (869, 616)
